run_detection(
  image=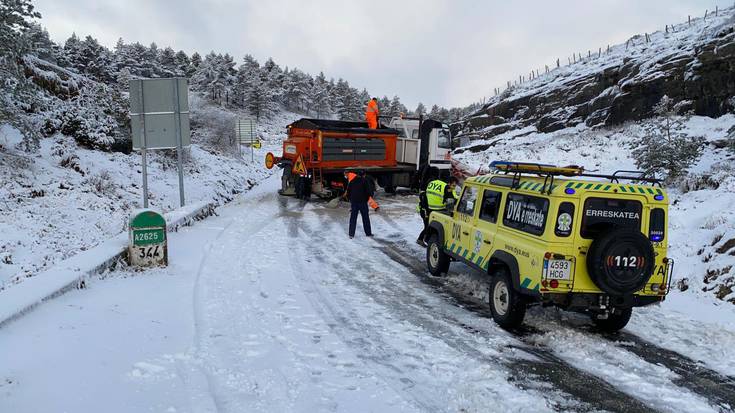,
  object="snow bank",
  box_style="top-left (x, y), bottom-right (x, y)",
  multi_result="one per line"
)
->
top-left (0, 201), bottom-right (216, 329)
